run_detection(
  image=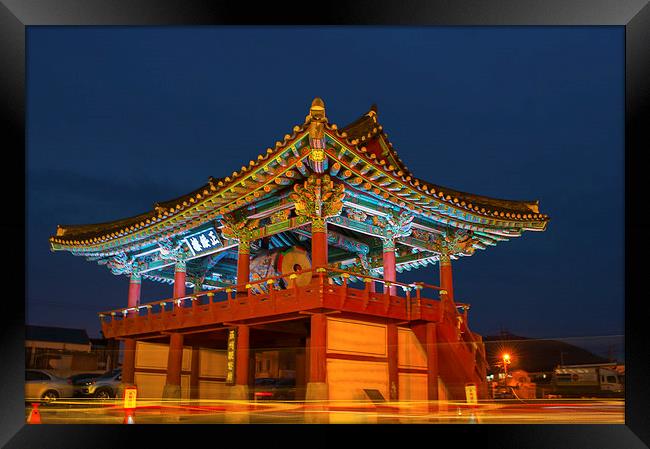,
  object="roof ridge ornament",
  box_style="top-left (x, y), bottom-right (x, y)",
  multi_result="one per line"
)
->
top-left (290, 174), bottom-right (345, 229)
top-left (307, 98), bottom-right (329, 173)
